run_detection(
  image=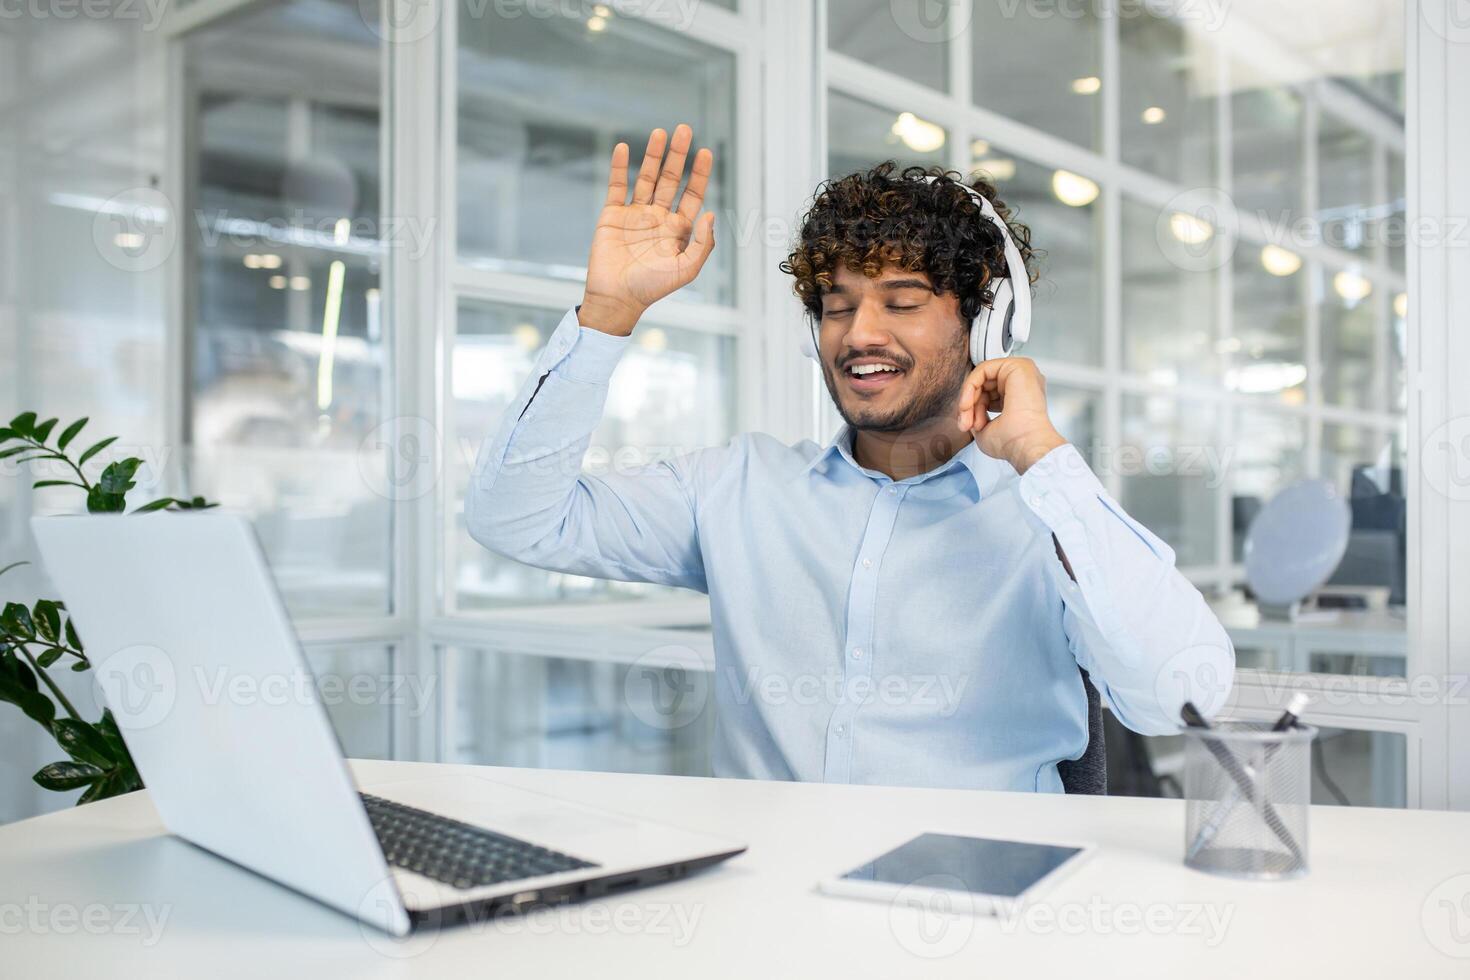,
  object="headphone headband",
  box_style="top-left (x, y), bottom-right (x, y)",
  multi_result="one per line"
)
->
top-left (922, 174), bottom-right (1032, 358)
